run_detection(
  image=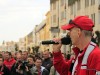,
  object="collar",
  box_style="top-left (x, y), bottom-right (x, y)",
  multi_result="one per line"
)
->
top-left (6, 58), bottom-right (14, 62)
top-left (74, 42), bottom-right (96, 63)
top-left (72, 42), bottom-right (94, 62)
